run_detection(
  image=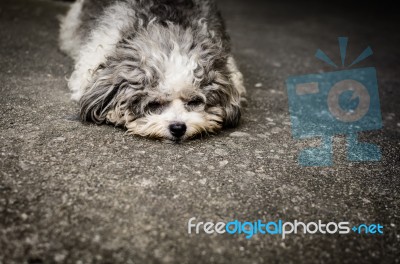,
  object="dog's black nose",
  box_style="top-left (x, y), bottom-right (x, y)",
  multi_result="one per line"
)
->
top-left (169, 122), bottom-right (187, 138)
